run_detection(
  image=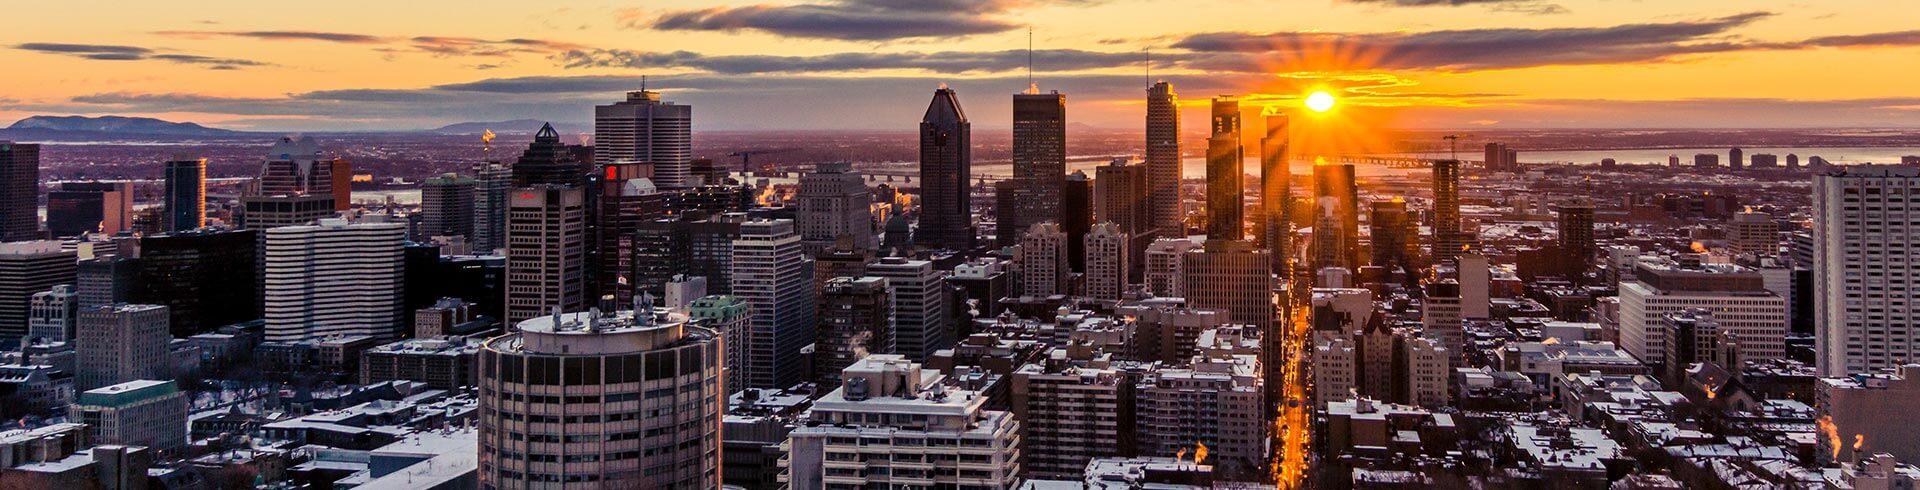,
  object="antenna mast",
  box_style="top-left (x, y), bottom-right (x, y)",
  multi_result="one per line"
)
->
top-left (1027, 27), bottom-right (1034, 88)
